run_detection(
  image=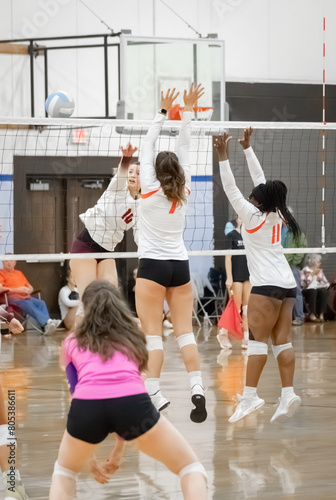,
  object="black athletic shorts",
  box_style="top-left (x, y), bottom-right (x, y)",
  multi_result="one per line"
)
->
top-left (67, 393), bottom-right (160, 444)
top-left (137, 258), bottom-right (190, 287)
top-left (251, 285), bottom-right (297, 300)
top-left (70, 228), bottom-right (110, 263)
